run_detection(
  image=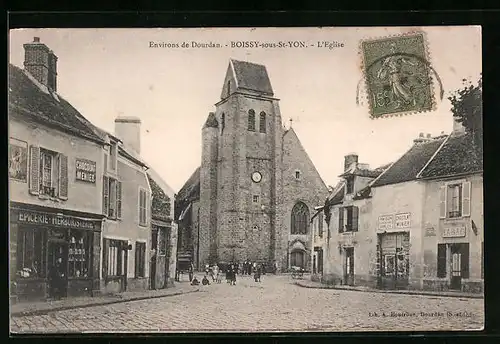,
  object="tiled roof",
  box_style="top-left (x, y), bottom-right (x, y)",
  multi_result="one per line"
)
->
top-left (419, 133), bottom-right (483, 179)
top-left (327, 184), bottom-right (345, 206)
top-left (231, 59), bottom-right (274, 95)
top-left (339, 167), bottom-right (382, 178)
top-left (371, 137), bottom-right (446, 188)
top-left (174, 167), bottom-right (200, 220)
top-left (148, 173), bottom-right (172, 222)
top-left (8, 64), bottom-right (104, 143)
